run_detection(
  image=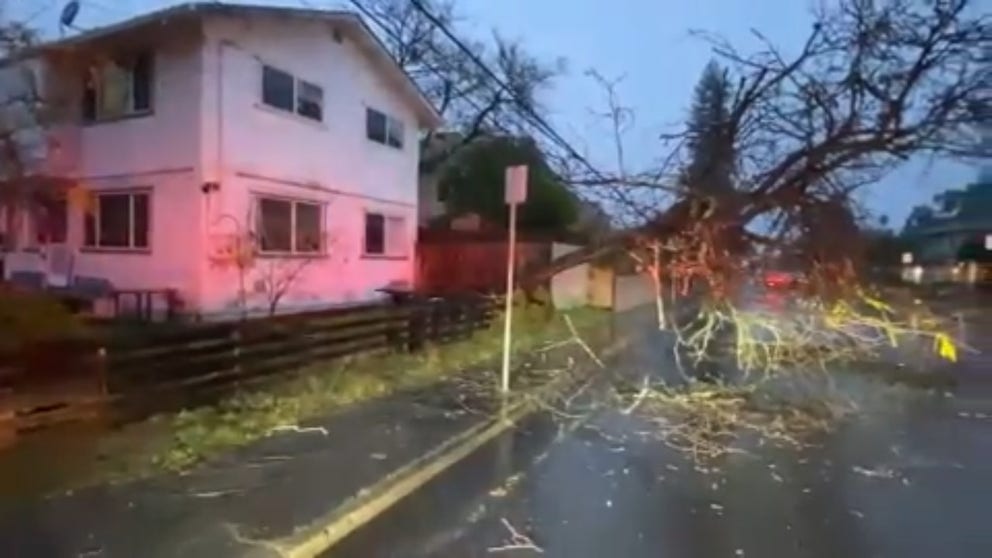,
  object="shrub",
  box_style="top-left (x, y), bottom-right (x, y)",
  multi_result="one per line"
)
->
top-left (0, 286), bottom-right (85, 354)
